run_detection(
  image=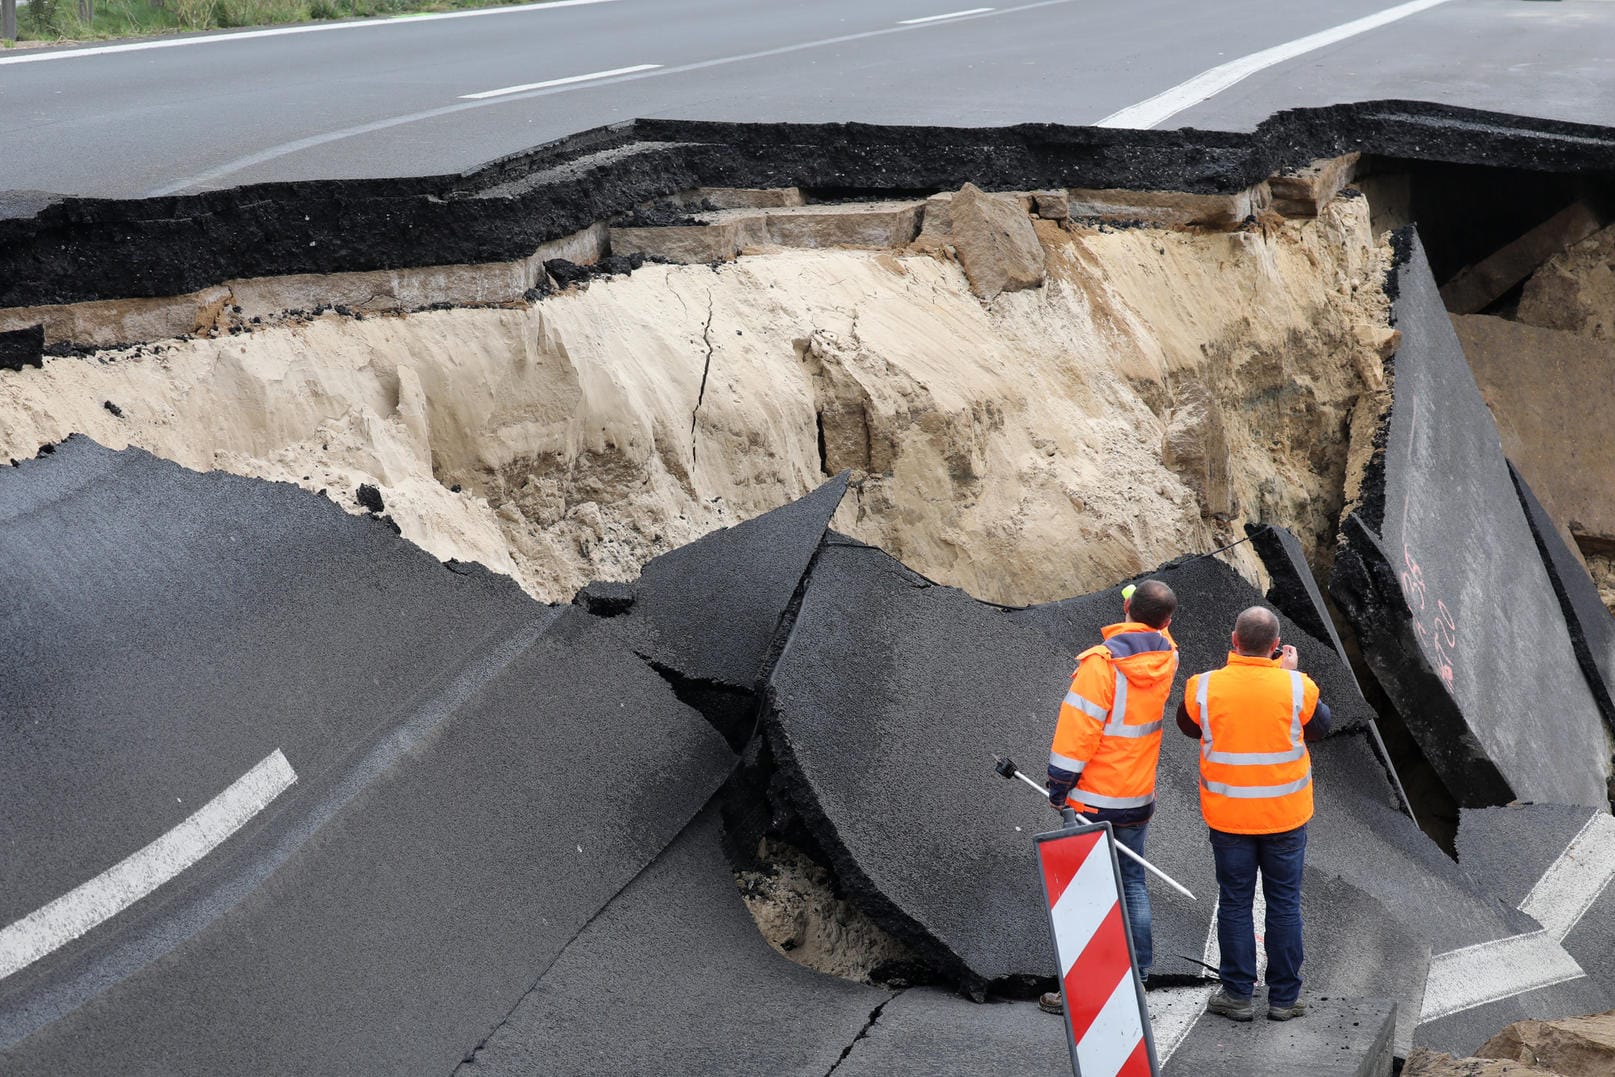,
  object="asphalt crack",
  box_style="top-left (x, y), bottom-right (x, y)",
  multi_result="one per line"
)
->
top-left (824, 989), bottom-right (903, 1076)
